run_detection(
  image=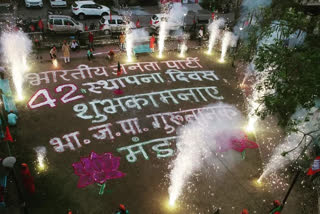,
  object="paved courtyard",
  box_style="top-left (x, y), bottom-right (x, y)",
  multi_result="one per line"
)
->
top-left (10, 48), bottom-right (316, 214)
